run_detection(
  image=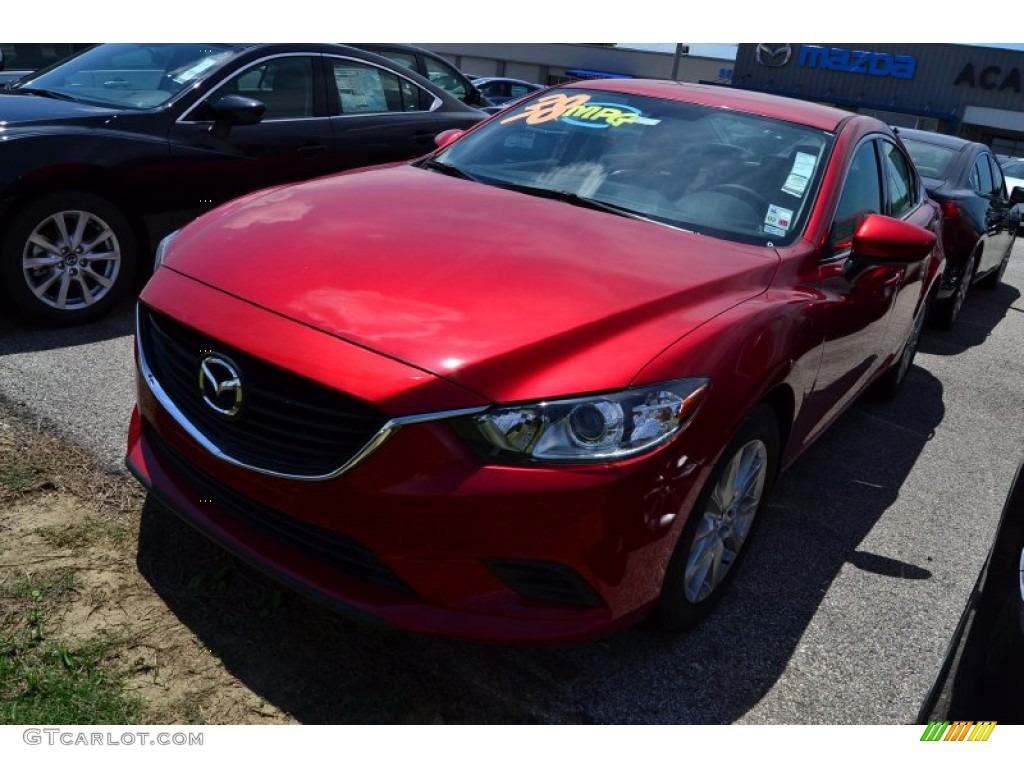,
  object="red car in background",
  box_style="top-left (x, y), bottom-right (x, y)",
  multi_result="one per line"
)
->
top-left (127, 80), bottom-right (944, 642)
